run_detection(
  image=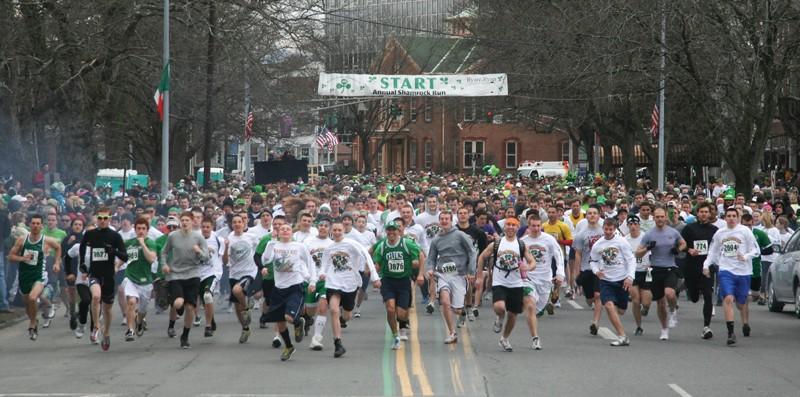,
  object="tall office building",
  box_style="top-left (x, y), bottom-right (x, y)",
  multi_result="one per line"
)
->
top-left (325, 0), bottom-right (459, 72)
